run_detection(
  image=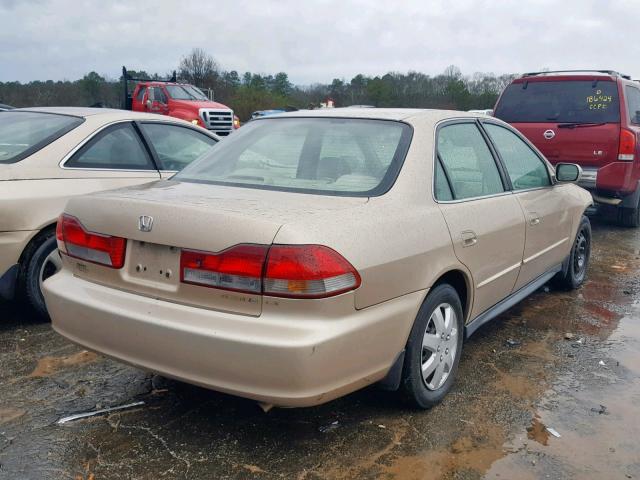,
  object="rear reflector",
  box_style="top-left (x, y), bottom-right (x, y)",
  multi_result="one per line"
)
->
top-left (179, 244), bottom-right (361, 298)
top-left (618, 129), bottom-right (636, 161)
top-left (180, 245), bottom-right (269, 293)
top-left (57, 214), bottom-right (127, 268)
